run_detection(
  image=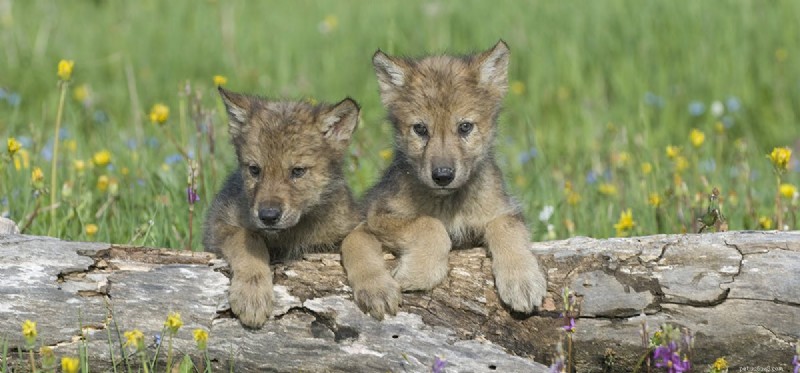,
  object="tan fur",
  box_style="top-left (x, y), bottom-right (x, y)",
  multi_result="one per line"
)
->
top-left (204, 88), bottom-right (361, 328)
top-left (341, 41), bottom-right (547, 319)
